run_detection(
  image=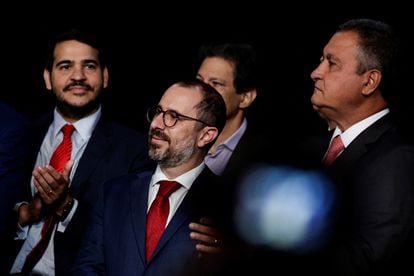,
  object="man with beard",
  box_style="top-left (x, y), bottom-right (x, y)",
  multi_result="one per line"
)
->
top-left (9, 28), bottom-right (153, 275)
top-left (73, 79), bottom-right (227, 276)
